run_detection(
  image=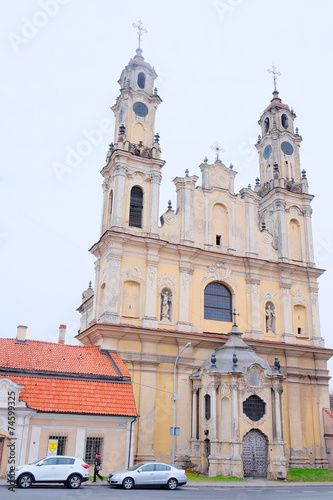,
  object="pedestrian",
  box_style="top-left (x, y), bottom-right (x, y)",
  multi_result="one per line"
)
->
top-left (93, 452), bottom-right (103, 482)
